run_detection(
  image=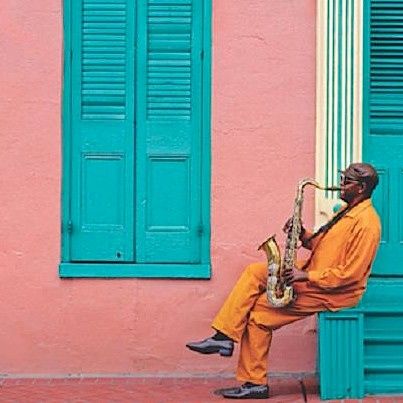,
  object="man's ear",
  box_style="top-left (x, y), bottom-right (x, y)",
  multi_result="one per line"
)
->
top-left (359, 182), bottom-right (367, 194)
